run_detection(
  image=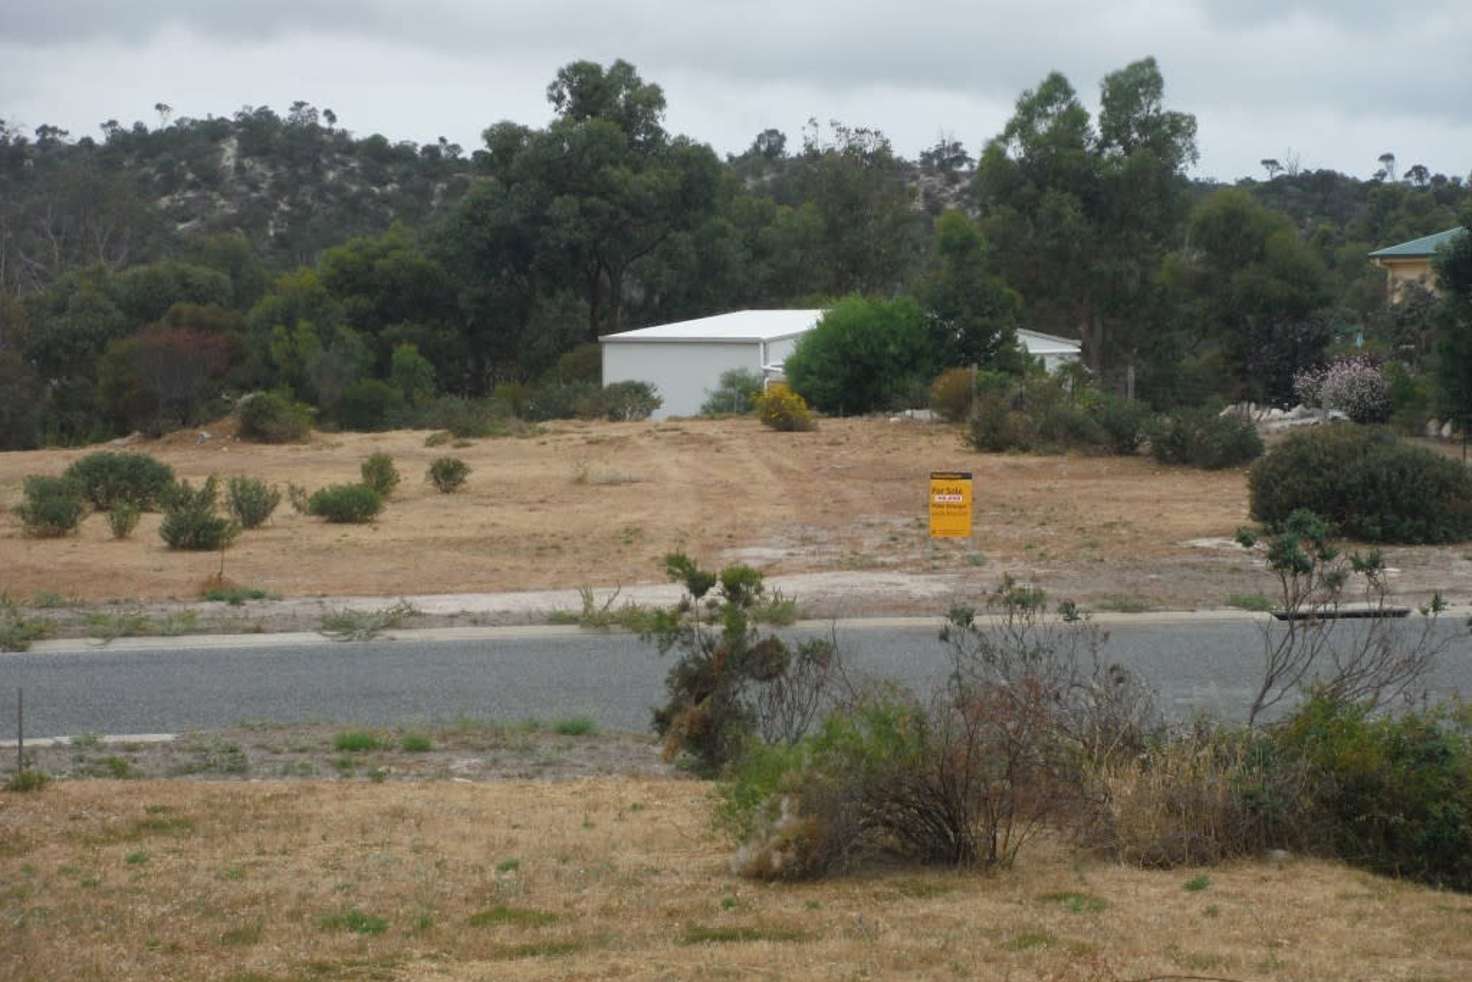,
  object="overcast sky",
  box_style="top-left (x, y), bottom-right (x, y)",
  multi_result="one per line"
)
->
top-left (2, 0), bottom-right (1468, 182)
